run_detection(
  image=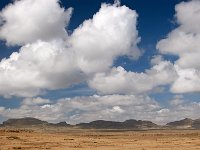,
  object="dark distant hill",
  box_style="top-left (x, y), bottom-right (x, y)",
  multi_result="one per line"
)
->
top-left (2, 117), bottom-right (69, 127)
top-left (192, 119), bottom-right (200, 129)
top-left (2, 117), bottom-right (48, 127)
top-left (124, 119), bottom-right (158, 129)
top-left (166, 118), bottom-right (193, 128)
top-left (77, 120), bottom-right (122, 129)
top-left (76, 119), bottom-right (159, 129)
top-left (2, 117), bottom-right (200, 130)
top-left (48, 121), bottom-right (70, 127)
top-left (166, 118), bottom-right (200, 129)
